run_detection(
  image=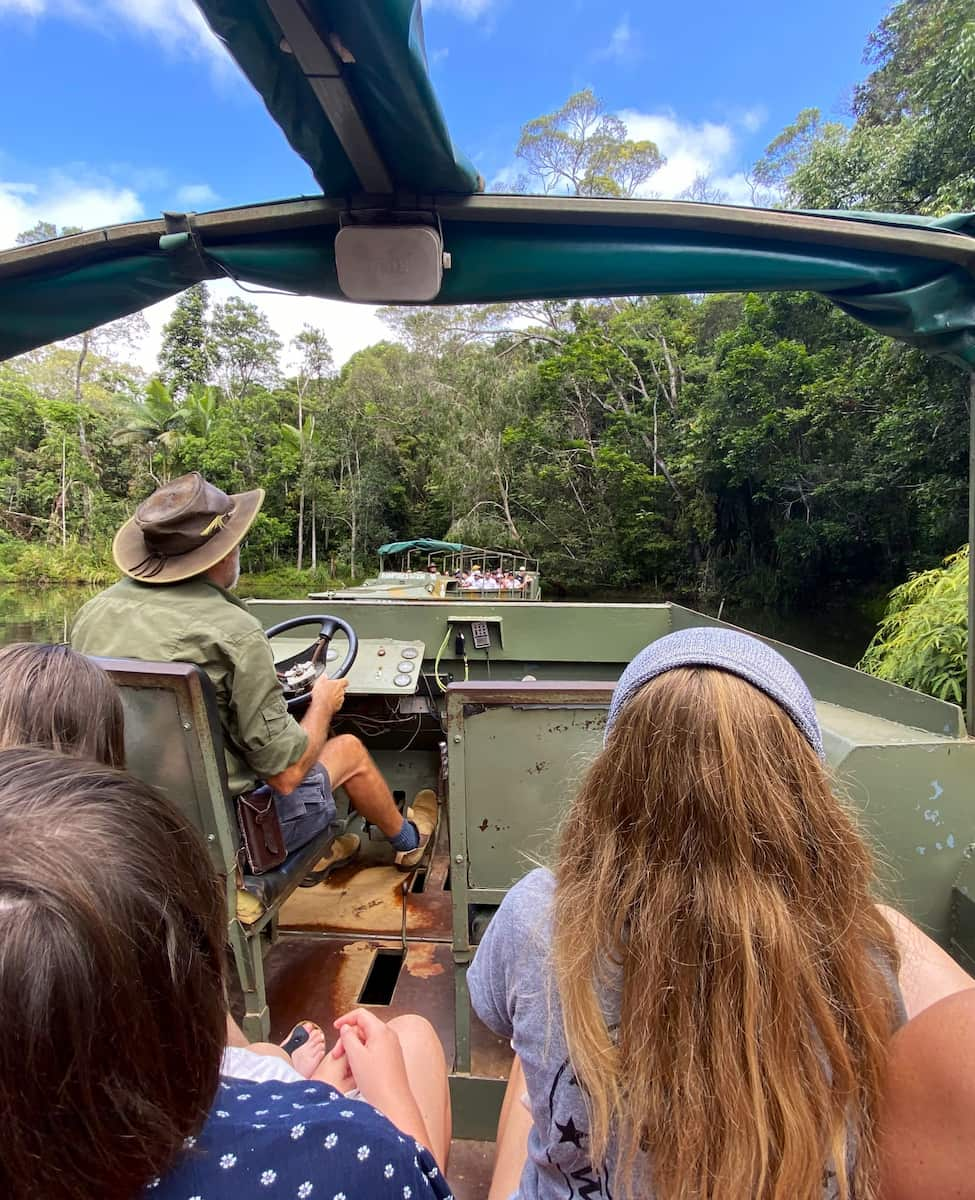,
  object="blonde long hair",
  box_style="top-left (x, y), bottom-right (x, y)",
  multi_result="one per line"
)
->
top-left (551, 667), bottom-right (899, 1200)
